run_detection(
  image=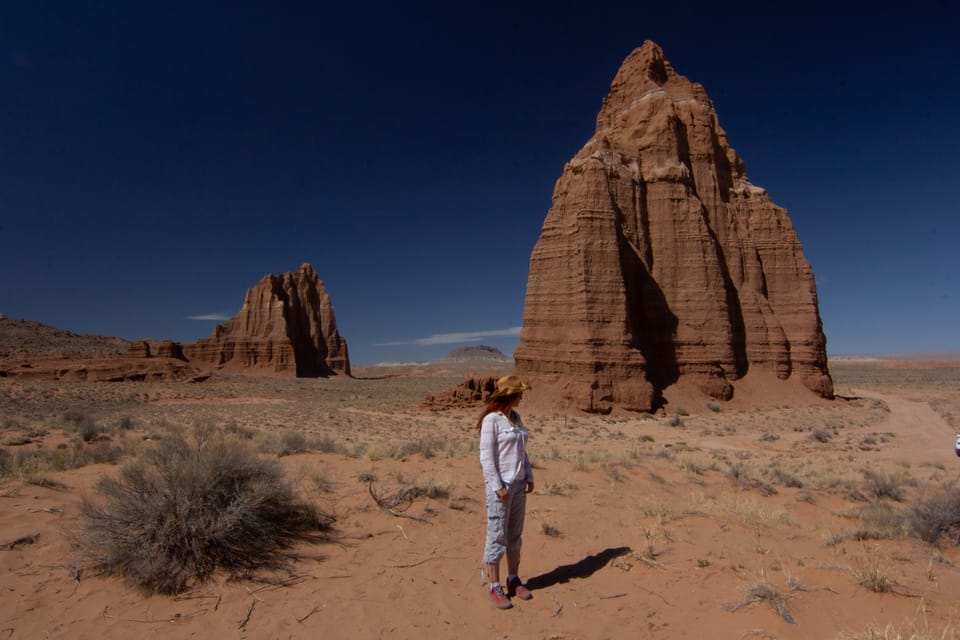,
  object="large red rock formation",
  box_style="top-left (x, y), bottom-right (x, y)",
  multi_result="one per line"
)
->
top-left (183, 264), bottom-right (351, 377)
top-left (515, 41), bottom-right (832, 412)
